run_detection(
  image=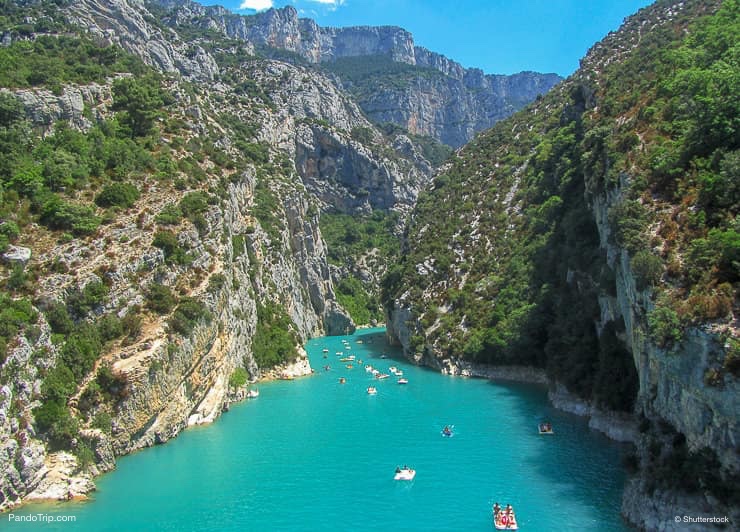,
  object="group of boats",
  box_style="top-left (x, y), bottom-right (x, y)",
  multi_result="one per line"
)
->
top-left (320, 337), bottom-right (534, 528)
top-left (365, 364), bottom-right (407, 385)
